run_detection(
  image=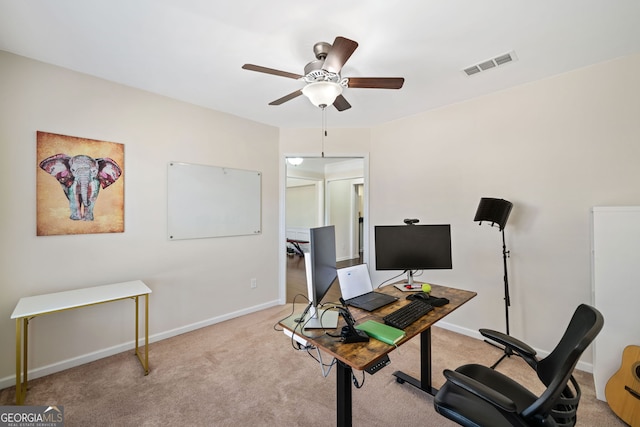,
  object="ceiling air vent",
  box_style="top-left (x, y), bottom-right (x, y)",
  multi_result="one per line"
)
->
top-left (463, 65), bottom-right (481, 76)
top-left (463, 51), bottom-right (517, 76)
